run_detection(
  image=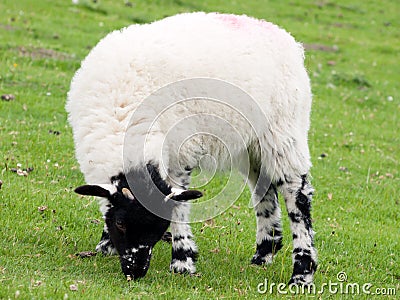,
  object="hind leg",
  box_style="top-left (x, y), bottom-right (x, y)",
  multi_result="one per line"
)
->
top-left (247, 168), bottom-right (283, 265)
top-left (280, 174), bottom-right (317, 285)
